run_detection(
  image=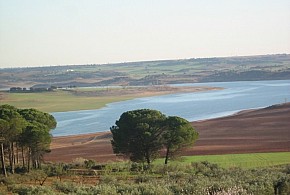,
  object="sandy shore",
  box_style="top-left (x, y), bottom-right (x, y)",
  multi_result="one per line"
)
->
top-left (44, 103), bottom-right (290, 163)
